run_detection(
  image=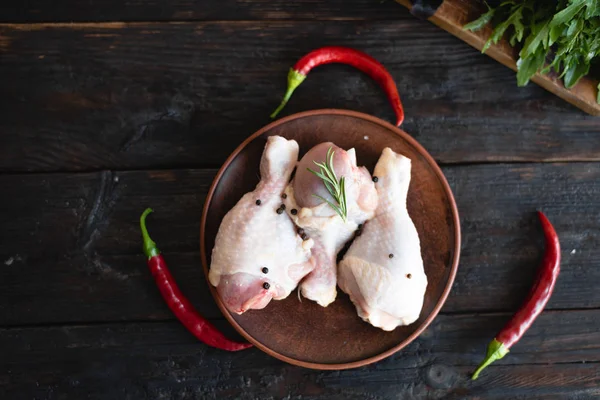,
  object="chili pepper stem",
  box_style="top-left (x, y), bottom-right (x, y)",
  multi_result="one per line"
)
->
top-left (472, 338), bottom-right (509, 380)
top-left (270, 69), bottom-right (306, 118)
top-left (140, 208), bottom-right (160, 259)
